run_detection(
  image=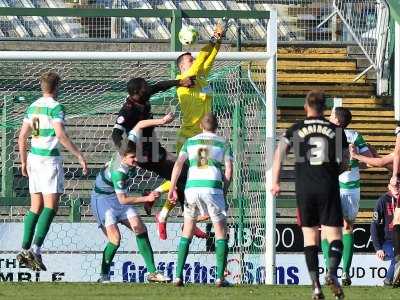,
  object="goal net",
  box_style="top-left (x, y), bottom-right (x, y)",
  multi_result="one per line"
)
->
top-left (0, 51), bottom-right (275, 284)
